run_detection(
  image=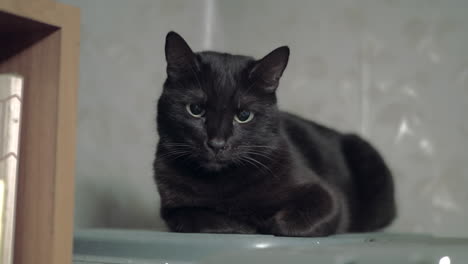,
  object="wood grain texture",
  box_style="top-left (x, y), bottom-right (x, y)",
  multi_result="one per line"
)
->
top-left (0, 1), bottom-right (80, 263)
